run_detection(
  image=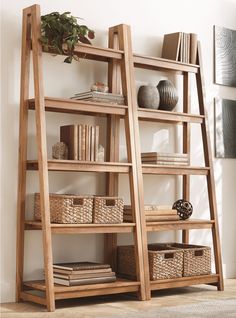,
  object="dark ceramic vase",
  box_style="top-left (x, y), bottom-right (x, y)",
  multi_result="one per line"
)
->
top-left (157, 80), bottom-right (178, 111)
top-left (137, 85), bottom-right (160, 109)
